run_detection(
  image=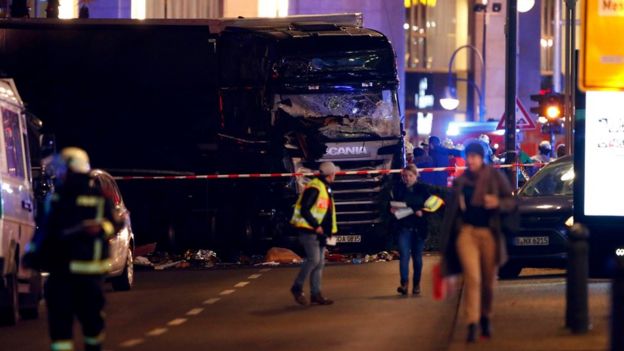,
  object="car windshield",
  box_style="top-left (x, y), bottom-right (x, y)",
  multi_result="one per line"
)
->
top-left (519, 161), bottom-right (574, 197)
top-left (276, 90), bottom-right (401, 139)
